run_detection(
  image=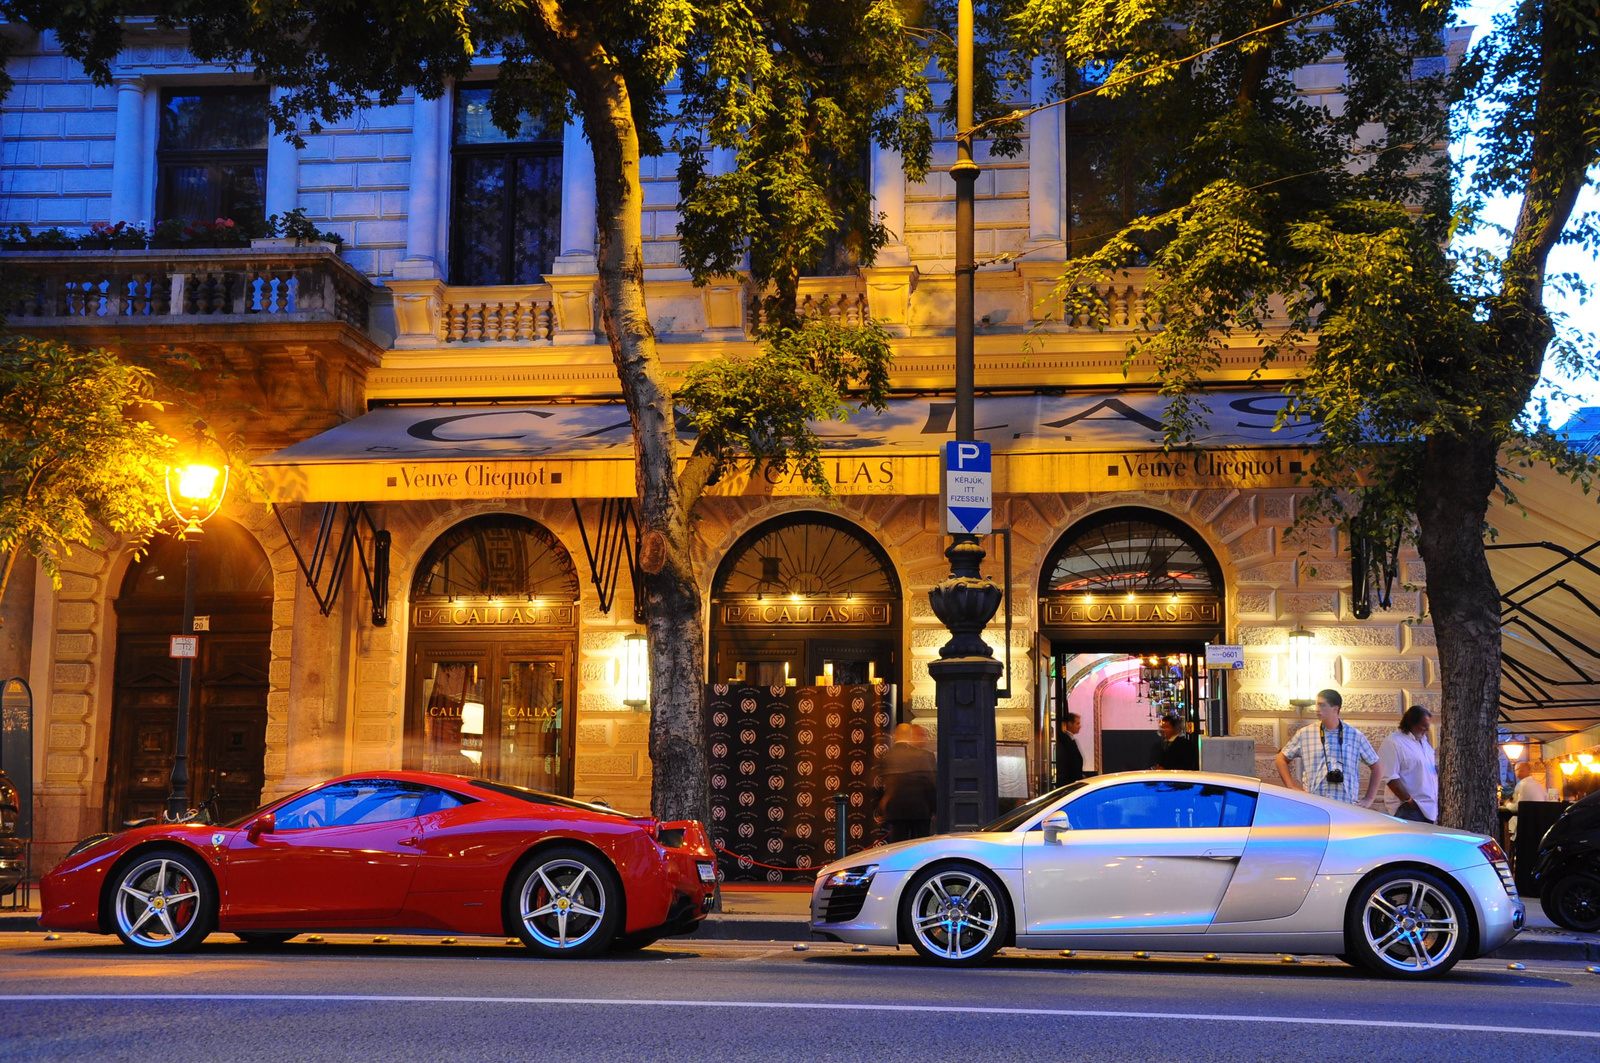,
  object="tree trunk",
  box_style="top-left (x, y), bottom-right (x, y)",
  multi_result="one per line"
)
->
top-left (1415, 431), bottom-right (1502, 837)
top-left (562, 41), bottom-right (709, 826)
